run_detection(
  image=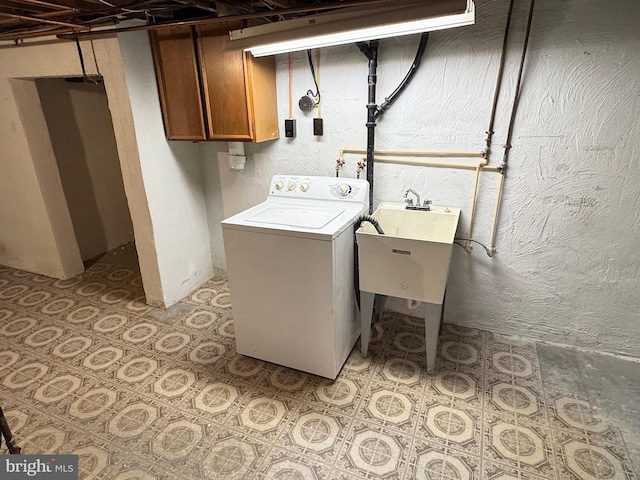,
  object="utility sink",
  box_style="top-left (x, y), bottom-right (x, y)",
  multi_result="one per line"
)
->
top-left (356, 202), bottom-right (461, 305)
top-left (356, 202), bottom-right (461, 370)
